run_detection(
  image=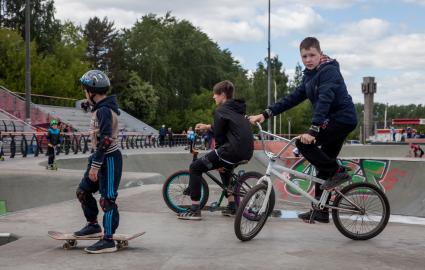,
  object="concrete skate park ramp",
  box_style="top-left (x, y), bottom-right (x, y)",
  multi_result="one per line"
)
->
top-left (55, 151), bottom-right (425, 217)
top-left (0, 160), bottom-right (161, 212)
top-left (1, 150), bottom-right (425, 218)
